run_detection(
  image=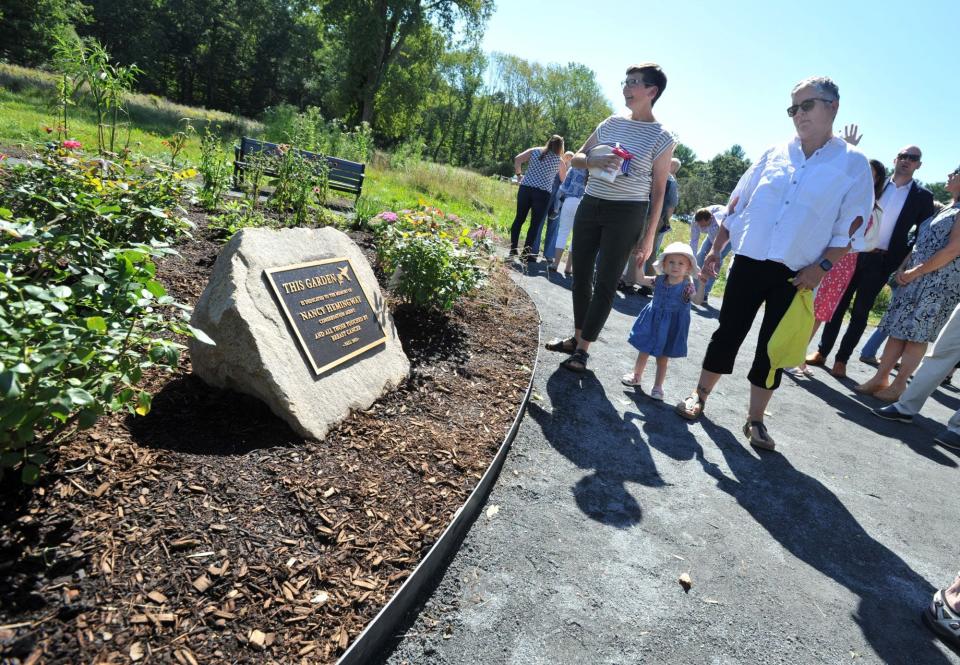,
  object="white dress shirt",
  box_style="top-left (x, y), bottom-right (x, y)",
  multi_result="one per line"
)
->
top-left (874, 179), bottom-right (912, 250)
top-left (724, 137), bottom-right (874, 271)
top-left (689, 204), bottom-right (726, 253)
